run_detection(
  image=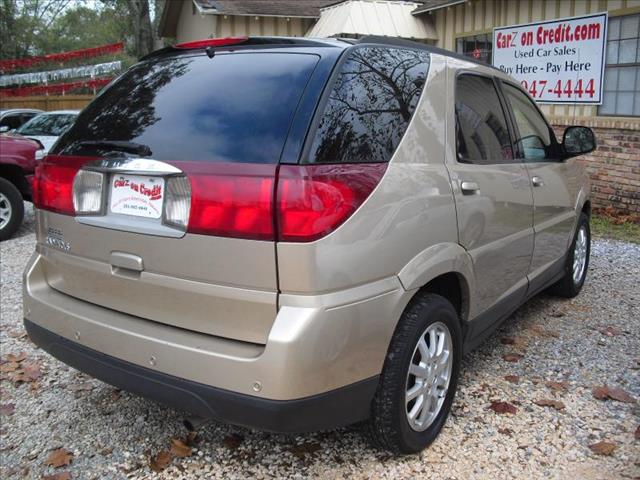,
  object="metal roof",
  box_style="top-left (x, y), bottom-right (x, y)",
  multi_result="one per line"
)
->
top-left (411, 0), bottom-right (465, 15)
top-left (306, 0), bottom-right (438, 40)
